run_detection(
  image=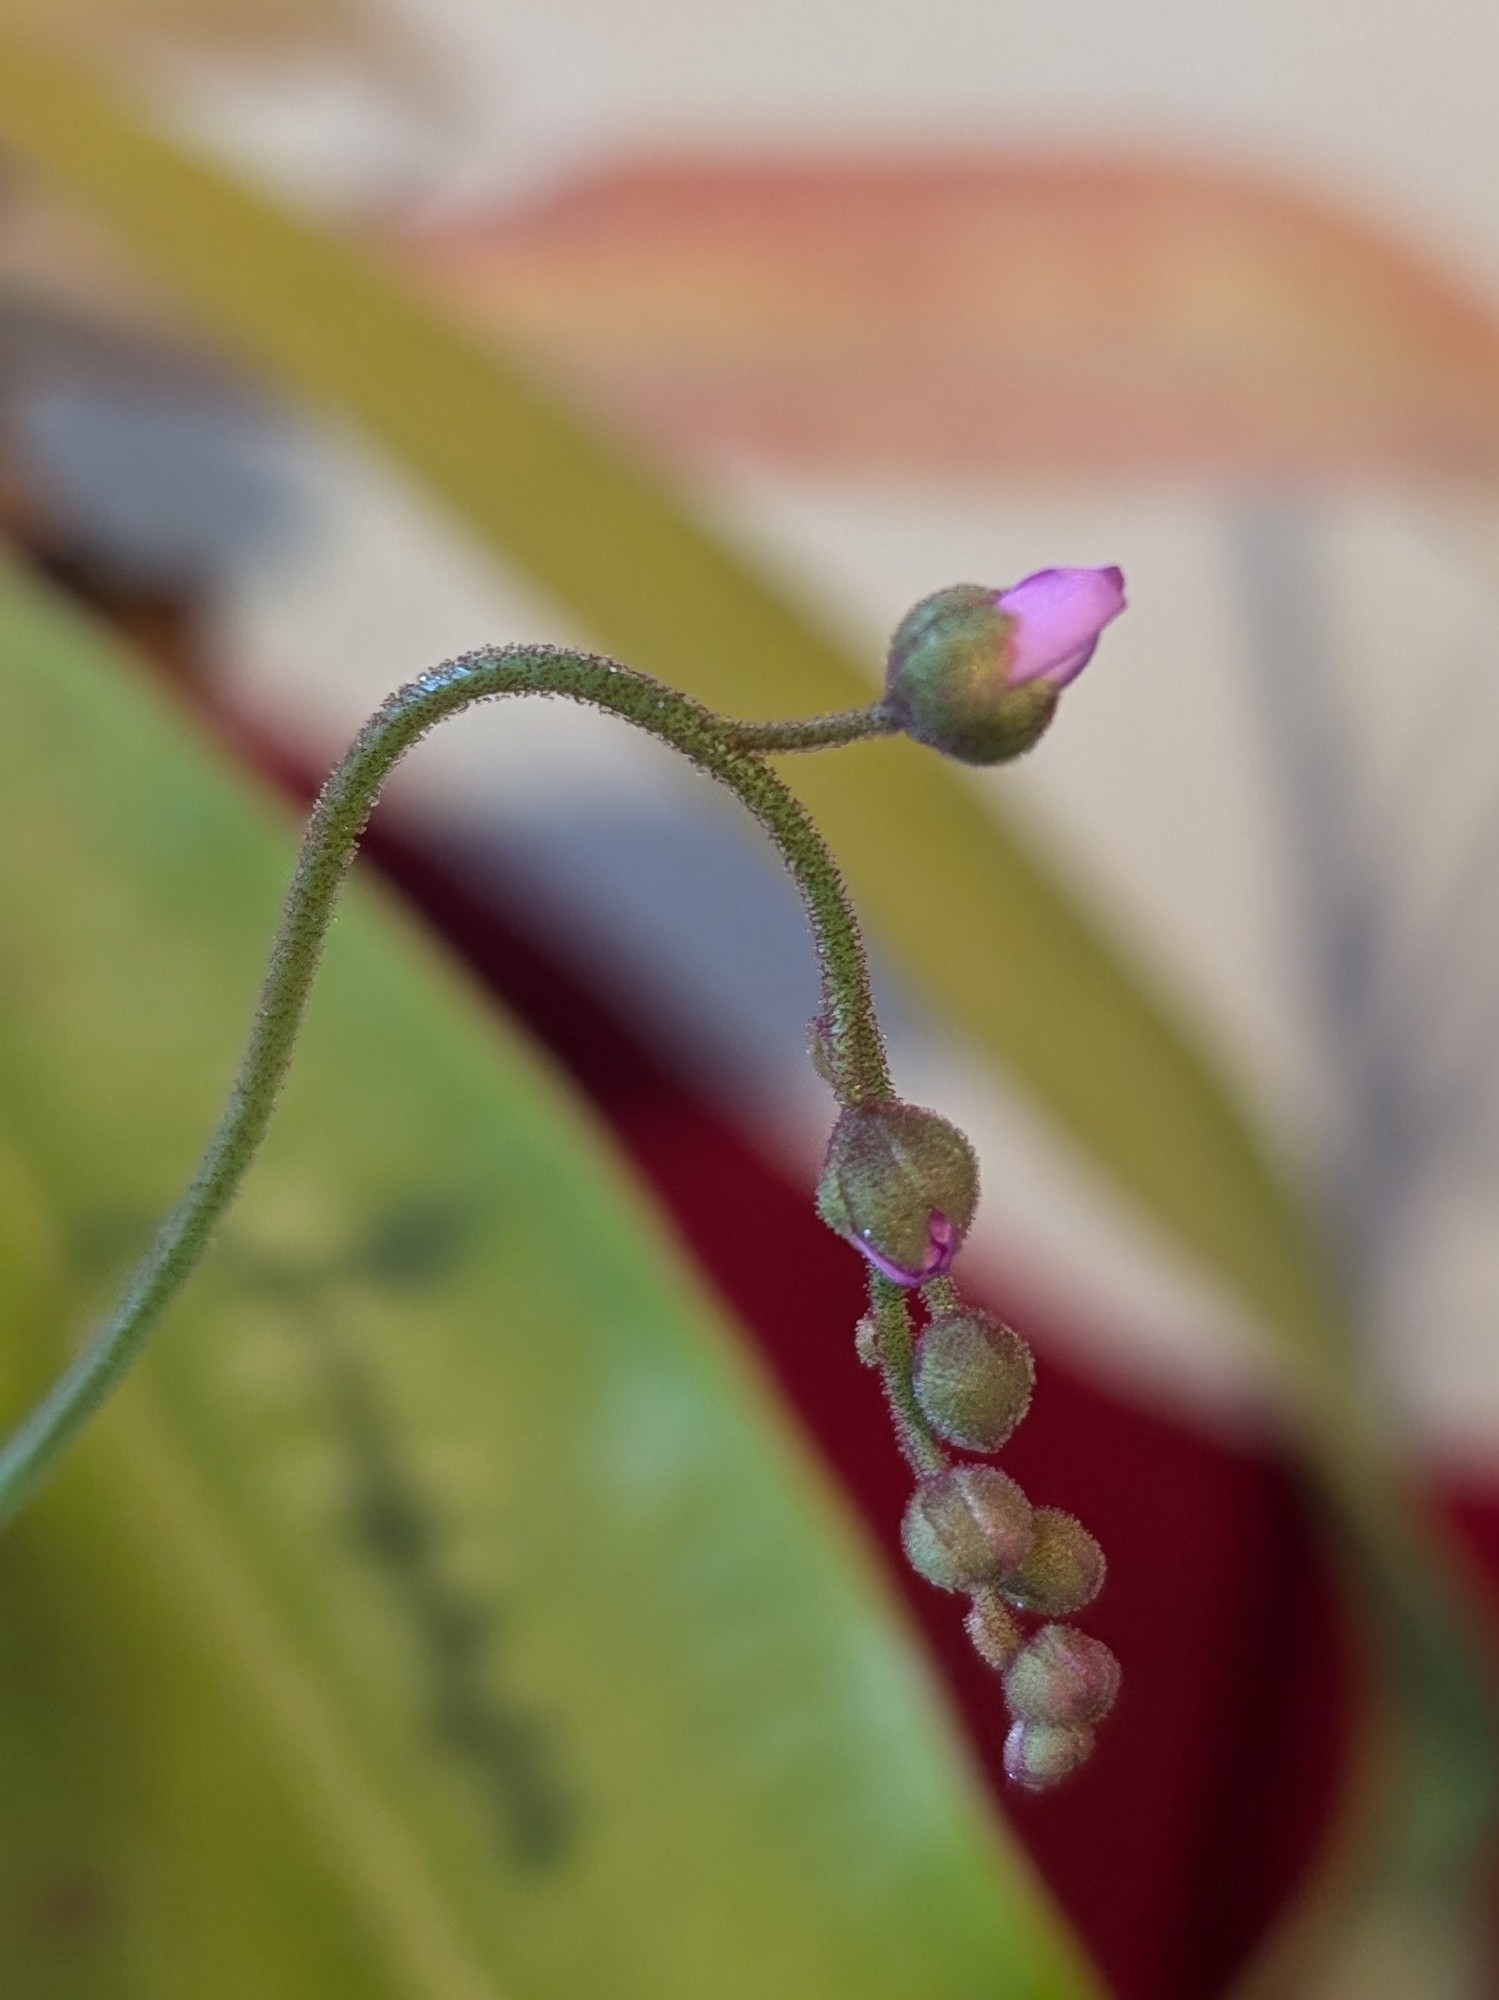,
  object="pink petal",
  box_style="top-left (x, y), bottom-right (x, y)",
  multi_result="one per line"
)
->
top-left (997, 567), bottom-right (1126, 689)
top-left (852, 1210), bottom-right (958, 1287)
top-left (1046, 638), bottom-right (1099, 689)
